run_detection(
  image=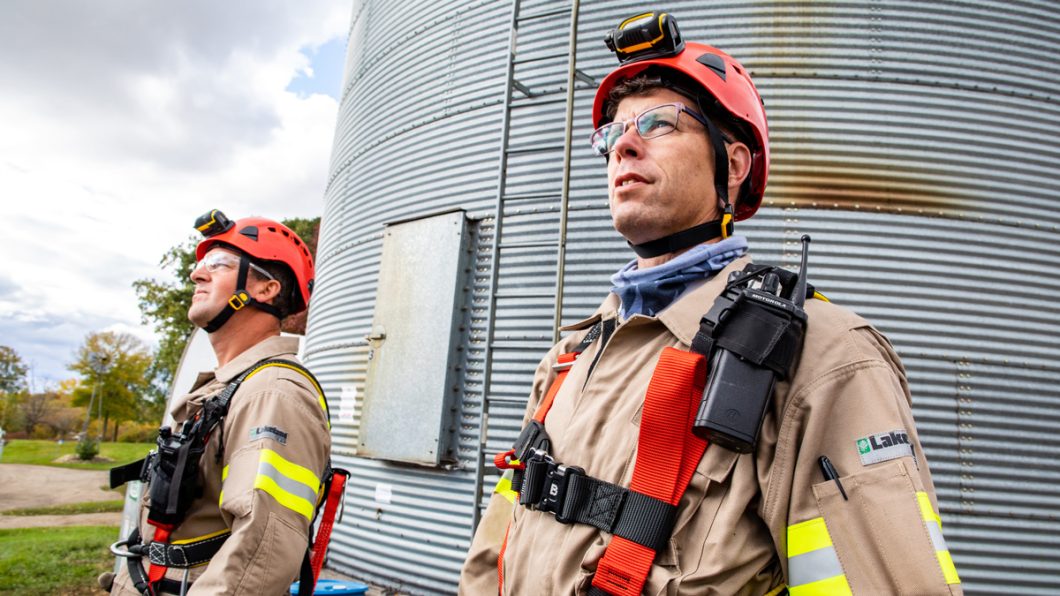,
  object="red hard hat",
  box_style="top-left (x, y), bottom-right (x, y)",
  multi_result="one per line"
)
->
top-left (195, 212), bottom-right (315, 314)
top-left (592, 41), bottom-right (769, 220)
